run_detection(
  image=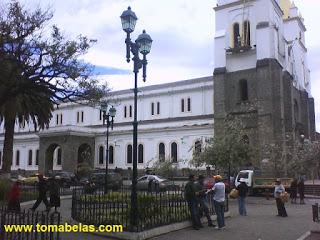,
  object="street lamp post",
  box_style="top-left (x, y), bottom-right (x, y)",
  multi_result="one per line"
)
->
top-left (120, 6), bottom-right (152, 229)
top-left (101, 102), bottom-right (116, 194)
